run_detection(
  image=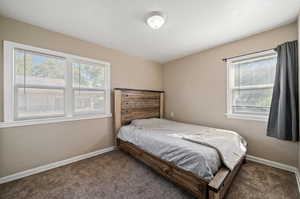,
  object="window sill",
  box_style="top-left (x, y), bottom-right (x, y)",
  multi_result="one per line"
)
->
top-left (0, 114), bottom-right (112, 128)
top-left (225, 113), bottom-right (268, 122)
